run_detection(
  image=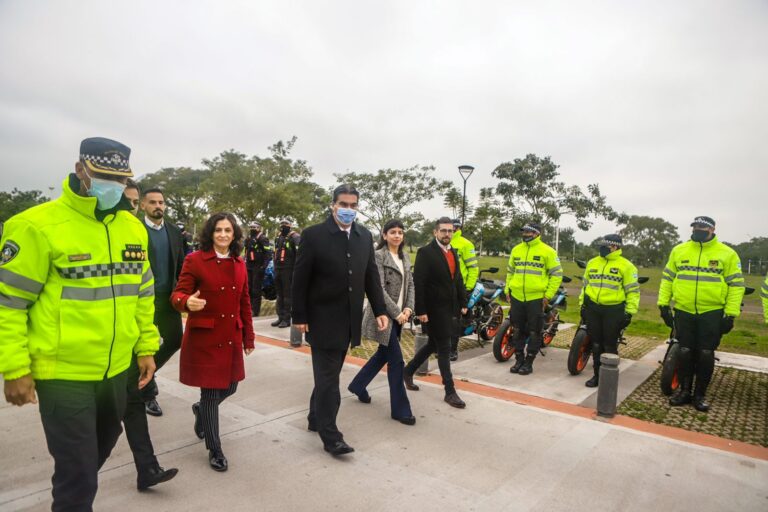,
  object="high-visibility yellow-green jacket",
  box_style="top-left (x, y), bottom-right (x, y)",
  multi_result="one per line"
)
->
top-left (451, 229), bottom-right (479, 291)
top-left (761, 274), bottom-right (768, 324)
top-left (505, 237), bottom-right (563, 302)
top-left (0, 175), bottom-right (160, 381)
top-left (657, 236), bottom-right (745, 317)
top-left (578, 249), bottom-right (640, 315)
